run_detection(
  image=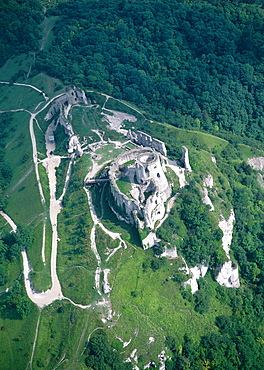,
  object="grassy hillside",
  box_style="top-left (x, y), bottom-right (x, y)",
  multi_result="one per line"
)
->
top-left (1, 8), bottom-right (264, 367)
